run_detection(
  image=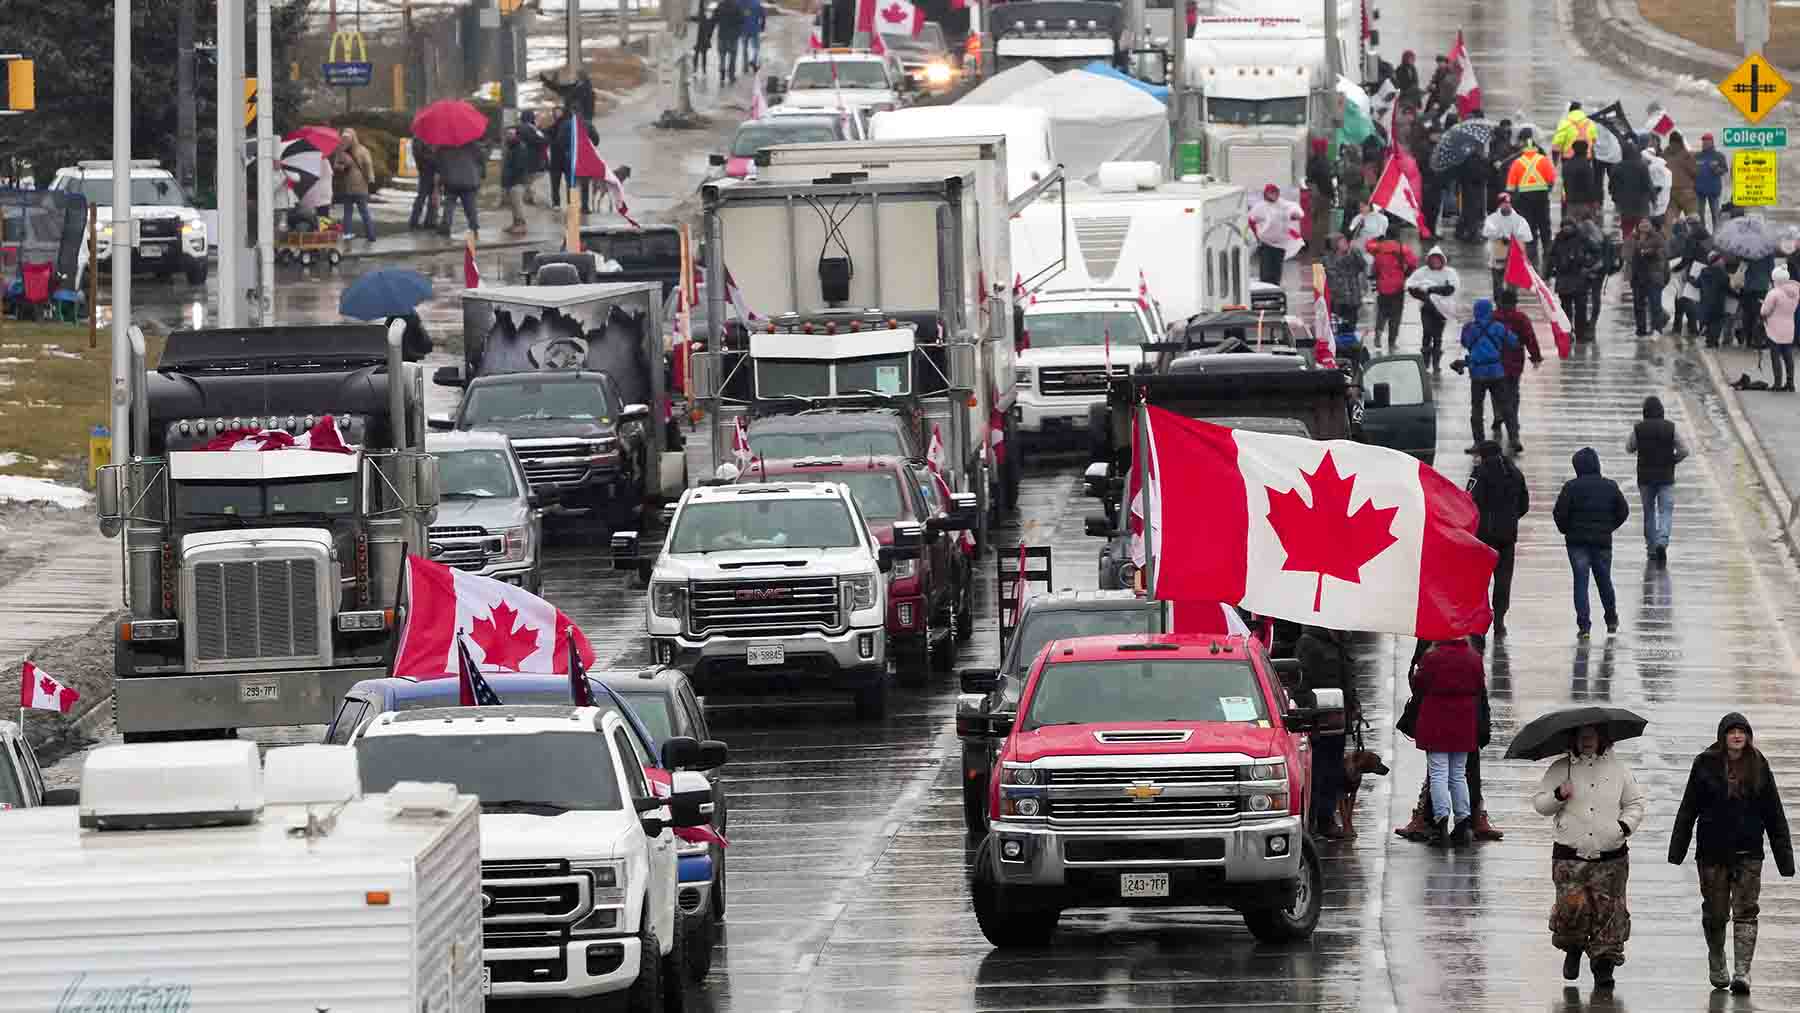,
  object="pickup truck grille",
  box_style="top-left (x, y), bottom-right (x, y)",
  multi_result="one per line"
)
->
top-left (1048, 766), bottom-right (1236, 786)
top-left (428, 524), bottom-right (501, 570)
top-left (191, 557), bottom-right (321, 663)
top-left (689, 575), bottom-right (841, 637)
top-left (1036, 364), bottom-right (1129, 398)
top-left (480, 859), bottom-right (591, 954)
top-left (1048, 796), bottom-right (1240, 826)
top-left (513, 441), bottom-right (591, 488)
top-left (139, 218), bottom-right (181, 239)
